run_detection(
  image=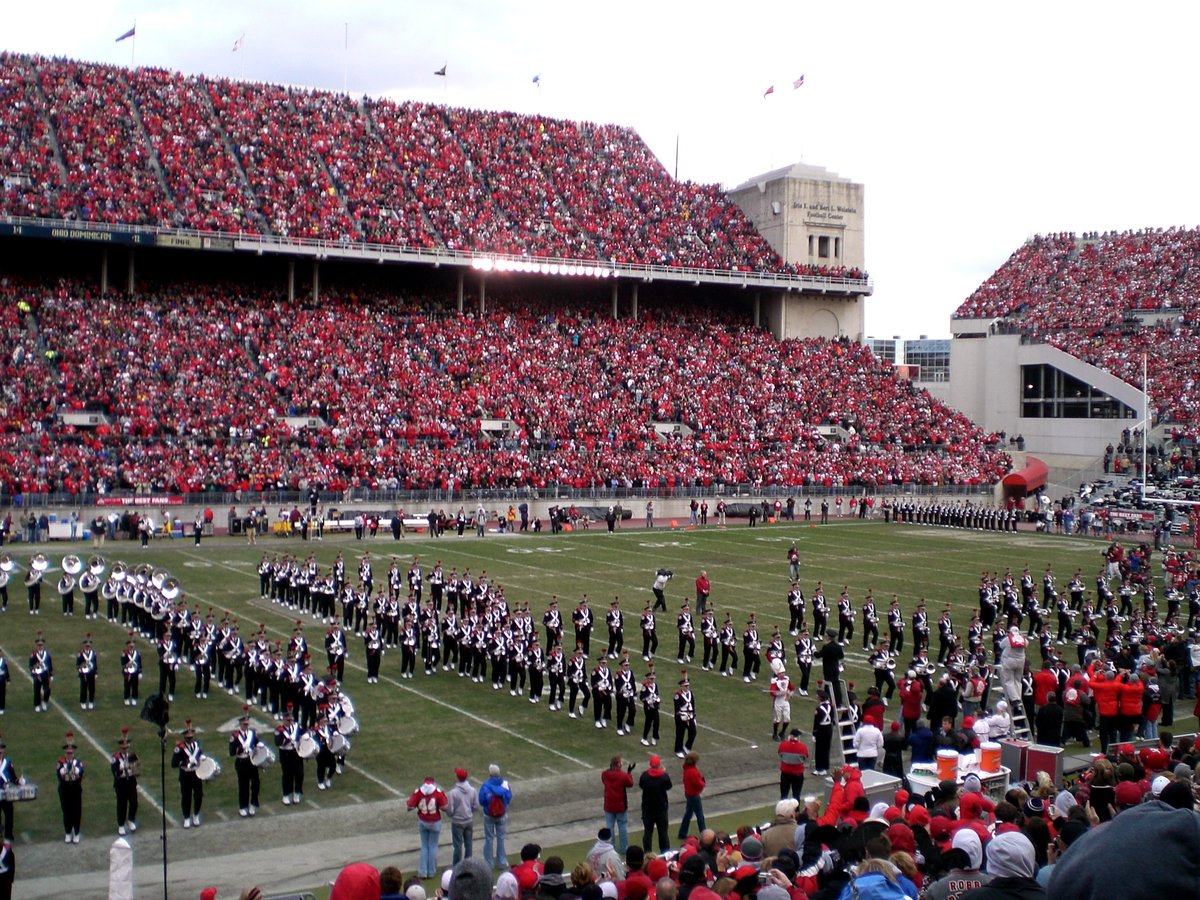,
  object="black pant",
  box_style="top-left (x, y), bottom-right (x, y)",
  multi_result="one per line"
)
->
top-left (281, 750), bottom-right (304, 796)
top-left (235, 757), bottom-right (260, 810)
top-left (0, 800), bottom-right (12, 841)
top-left (568, 682), bottom-right (591, 714)
top-left (58, 782), bottom-right (82, 834)
top-left (780, 772), bottom-right (805, 800)
top-left (179, 772), bottom-right (203, 818)
top-left (674, 717), bottom-right (696, 755)
top-left (642, 812), bottom-right (669, 853)
top-left (643, 708), bottom-right (660, 741)
top-left (678, 634), bottom-right (694, 661)
top-left (115, 777), bottom-right (138, 826)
